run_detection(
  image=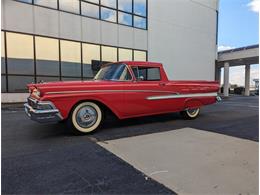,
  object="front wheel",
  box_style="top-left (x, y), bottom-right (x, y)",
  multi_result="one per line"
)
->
top-left (180, 108), bottom-right (200, 119)
top-left (68, 102), bottom-right (102, 134)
